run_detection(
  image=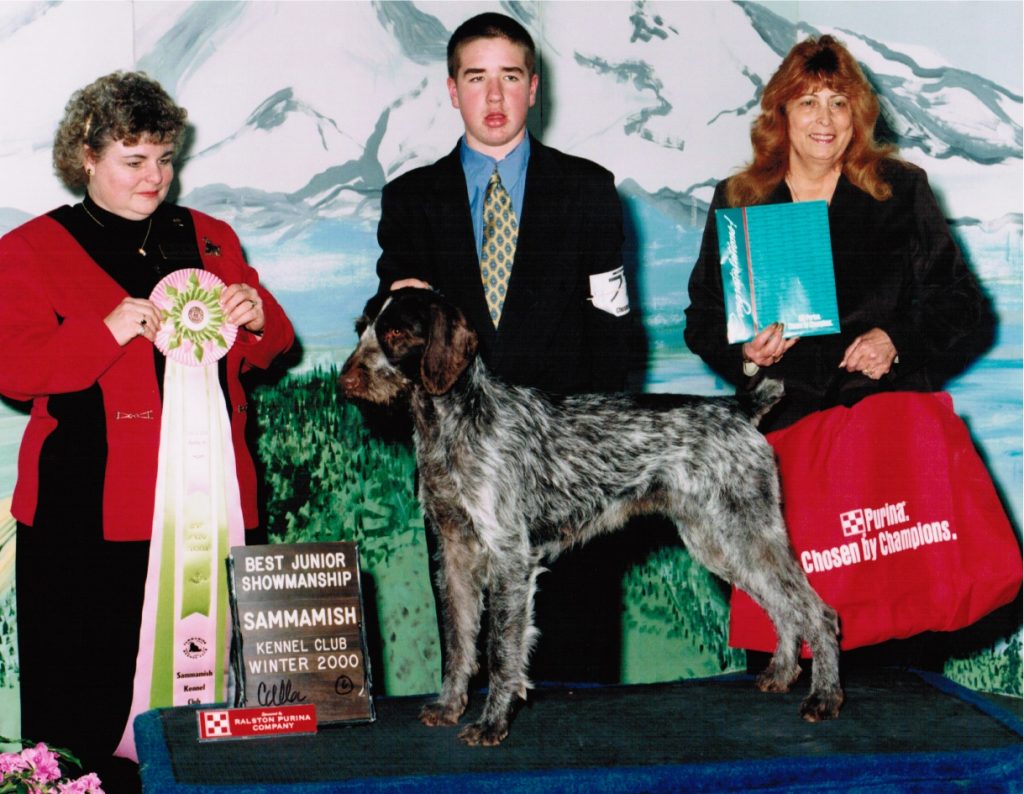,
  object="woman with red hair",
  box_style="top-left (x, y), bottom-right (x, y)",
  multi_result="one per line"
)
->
top-left (685, 35), bottom-right (989, 431)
